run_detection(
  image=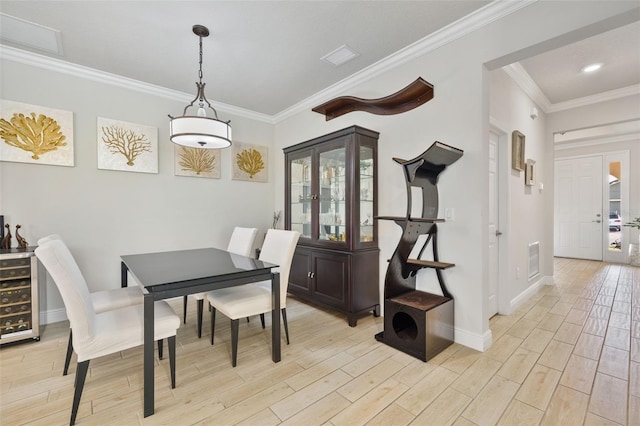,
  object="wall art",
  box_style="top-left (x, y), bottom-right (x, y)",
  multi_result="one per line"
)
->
top-left (0, 99), bottom-right (74, 166)
top-left (232, 142), bottom-right (267, 182)
top-left (511, 130), bottom-right (525, 171)
top-left (174, 145), bottom-right (221, 178)
top-left (525, 159), bottom-right (535, 186)
top-left (97, 117), bottom-right (157, 173)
